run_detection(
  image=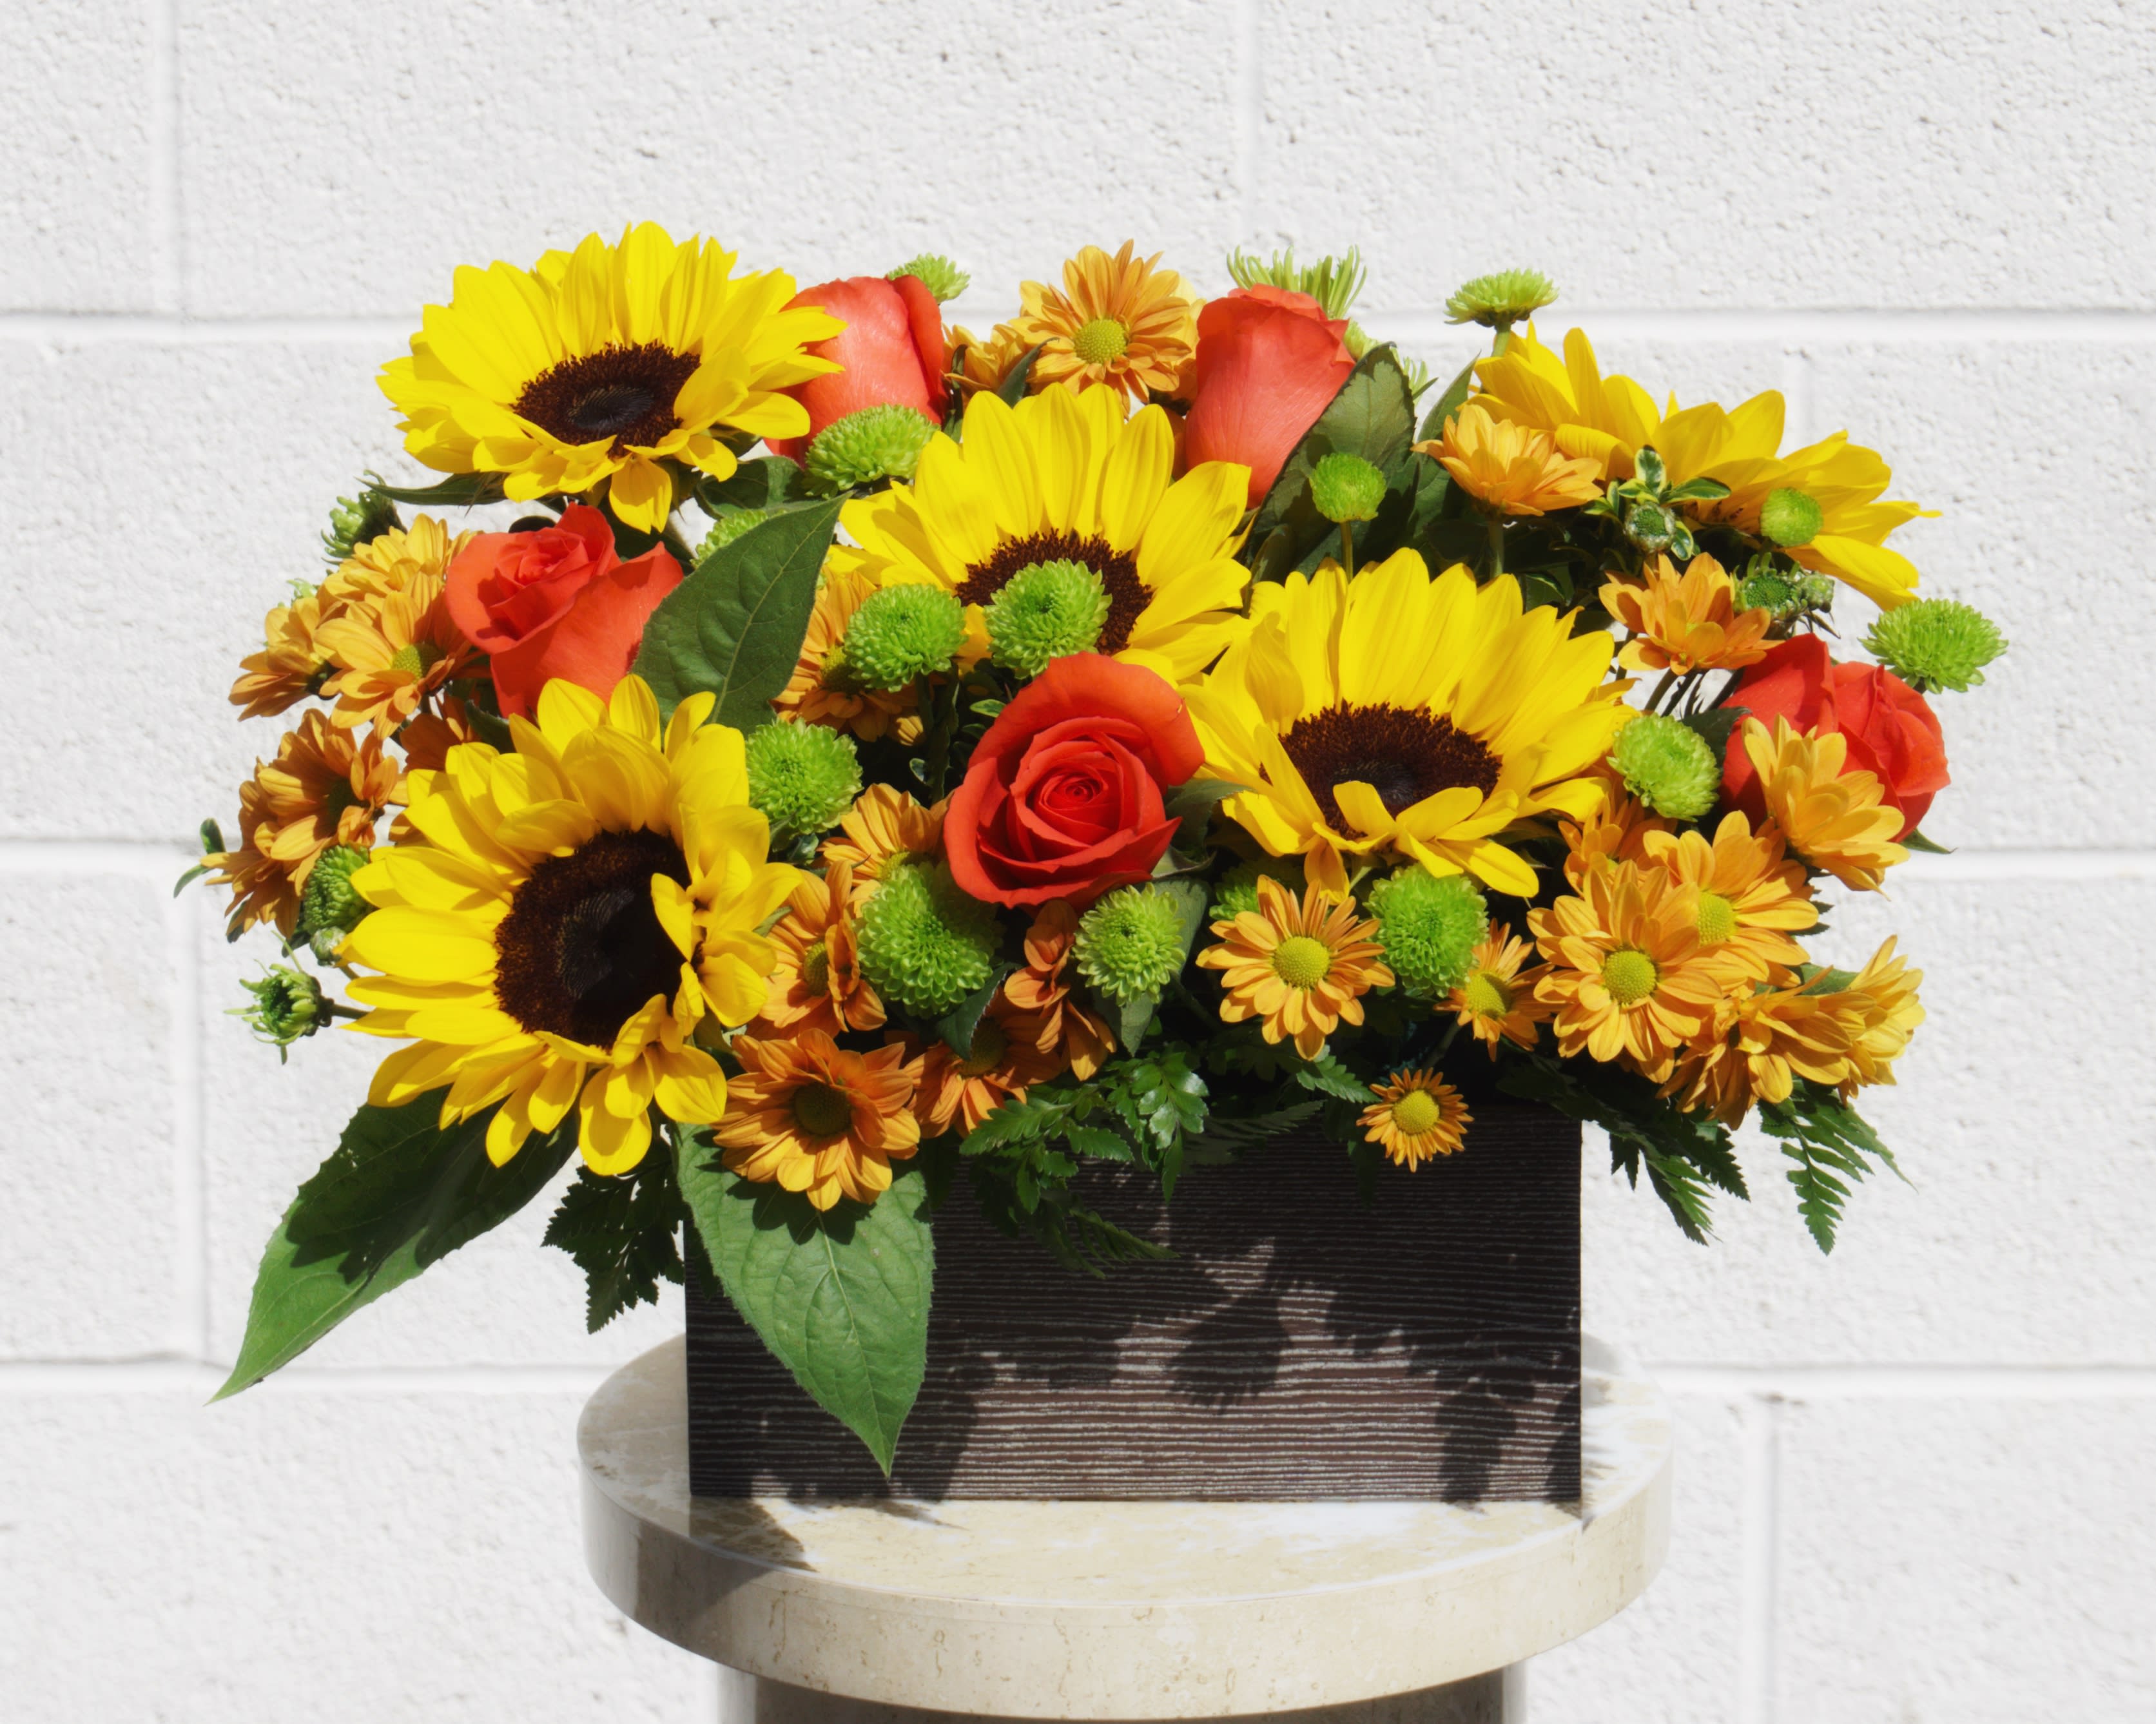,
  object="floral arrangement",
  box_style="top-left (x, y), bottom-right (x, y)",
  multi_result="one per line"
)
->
top-left (200, 226), bottom-right (2003, 1466)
